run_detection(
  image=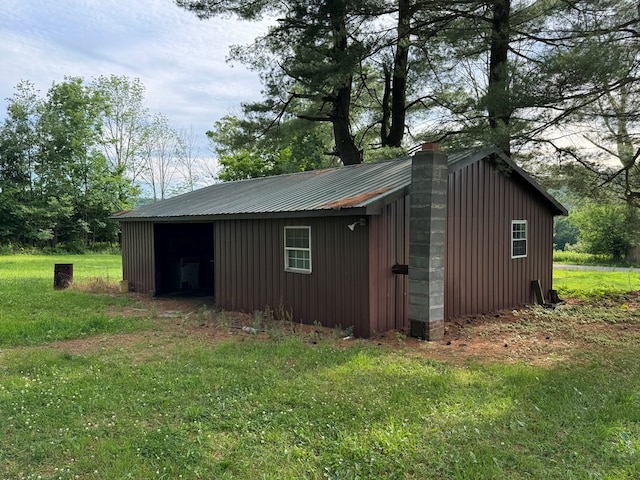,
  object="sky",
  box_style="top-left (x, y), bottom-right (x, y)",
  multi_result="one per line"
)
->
top-left (0, 0), bottom-right (269, 158)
